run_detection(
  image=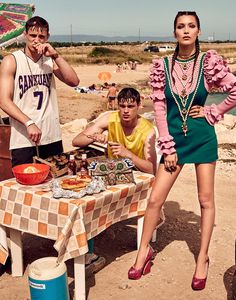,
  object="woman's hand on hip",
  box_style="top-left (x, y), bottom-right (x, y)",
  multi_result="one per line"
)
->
top-left (164, 153), bottom-right (178, 173)
top-left (189, 105), bottom-right (205, 118)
